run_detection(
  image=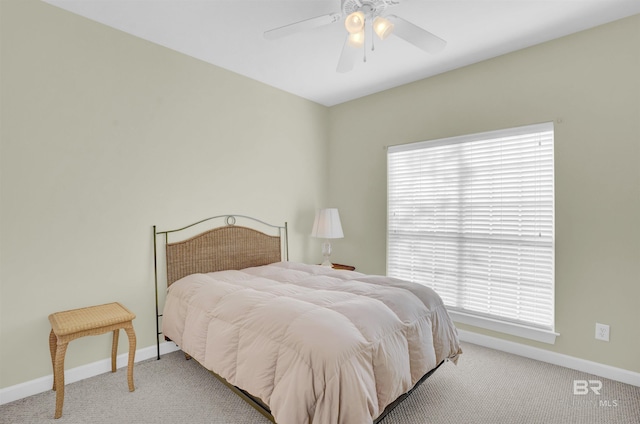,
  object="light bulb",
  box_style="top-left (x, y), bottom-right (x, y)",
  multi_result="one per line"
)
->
top-left (345, 11), bottom-right (365, 34)
top-left (373, 16), bottom-right (394, 40)
top-left (348, 31), bottom-right (365, 48)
